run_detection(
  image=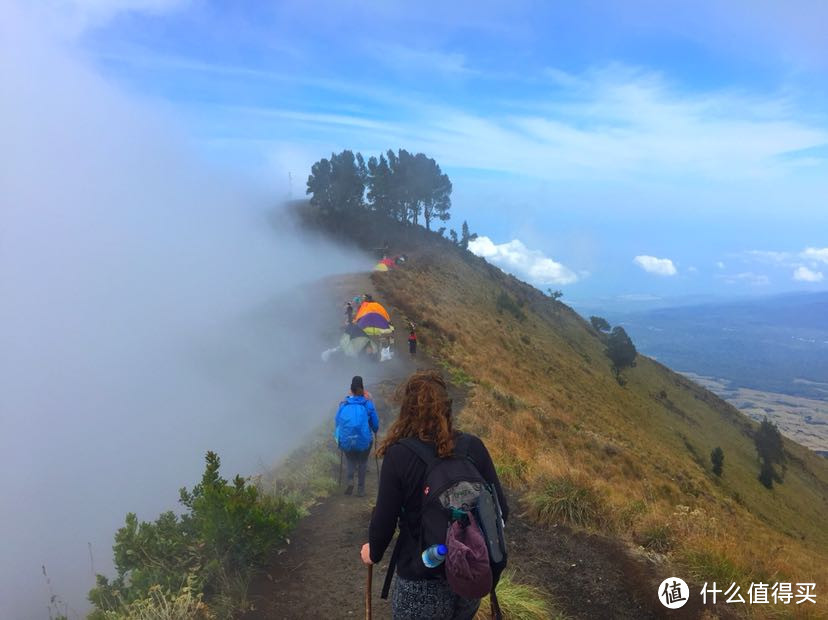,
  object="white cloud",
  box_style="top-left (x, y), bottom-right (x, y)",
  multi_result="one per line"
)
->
top-left (716, 261), bottom-right (726, 269)
top-left (793, 266), bottom-right (824, 282)
top-left (633, 255), bottom-right (677, 276)
top-left (801, 247), bottom-right (828, 264)
top-left (468, 236), bottom-right (578, 285)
